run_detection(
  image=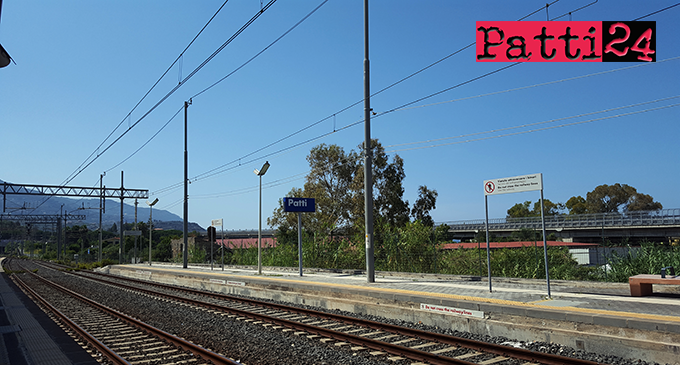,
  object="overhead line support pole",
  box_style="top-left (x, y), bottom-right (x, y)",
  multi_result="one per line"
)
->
top-left (99, 174), bottom-right (104, 262)
top-left (120, 171), bottom-right (124, 264)
top-left (363, 0), bottom-right (375, 283)
top-left (183, 100), bottom-right (190, 269)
